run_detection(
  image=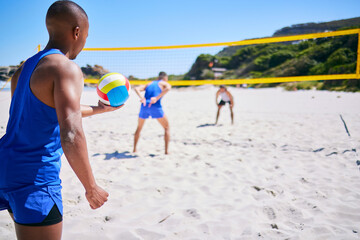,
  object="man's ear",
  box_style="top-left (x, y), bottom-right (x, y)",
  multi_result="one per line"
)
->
top-left (73, 26), bottom-right (80, 40)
